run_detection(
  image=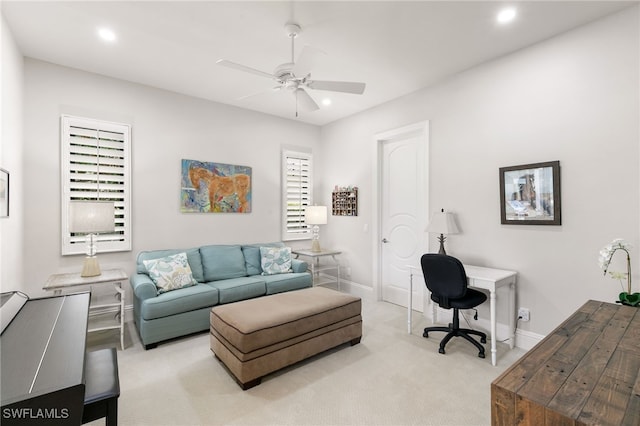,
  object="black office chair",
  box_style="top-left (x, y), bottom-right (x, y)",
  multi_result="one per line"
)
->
top-left (421, 254), bottom-right (487, 358)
